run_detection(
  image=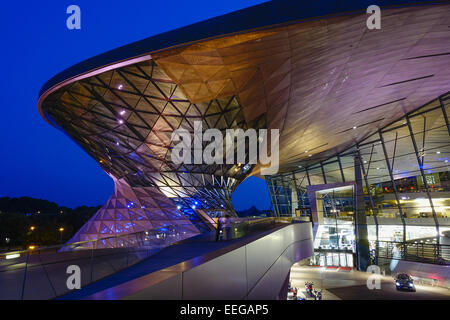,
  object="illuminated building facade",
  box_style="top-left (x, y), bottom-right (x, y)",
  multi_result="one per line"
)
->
top-left (38, 1), bottom-right (450, 253)
top-left (41, 60), bottom-right (262, 244)
top-left (267, 93), bottom-right (450, 266)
